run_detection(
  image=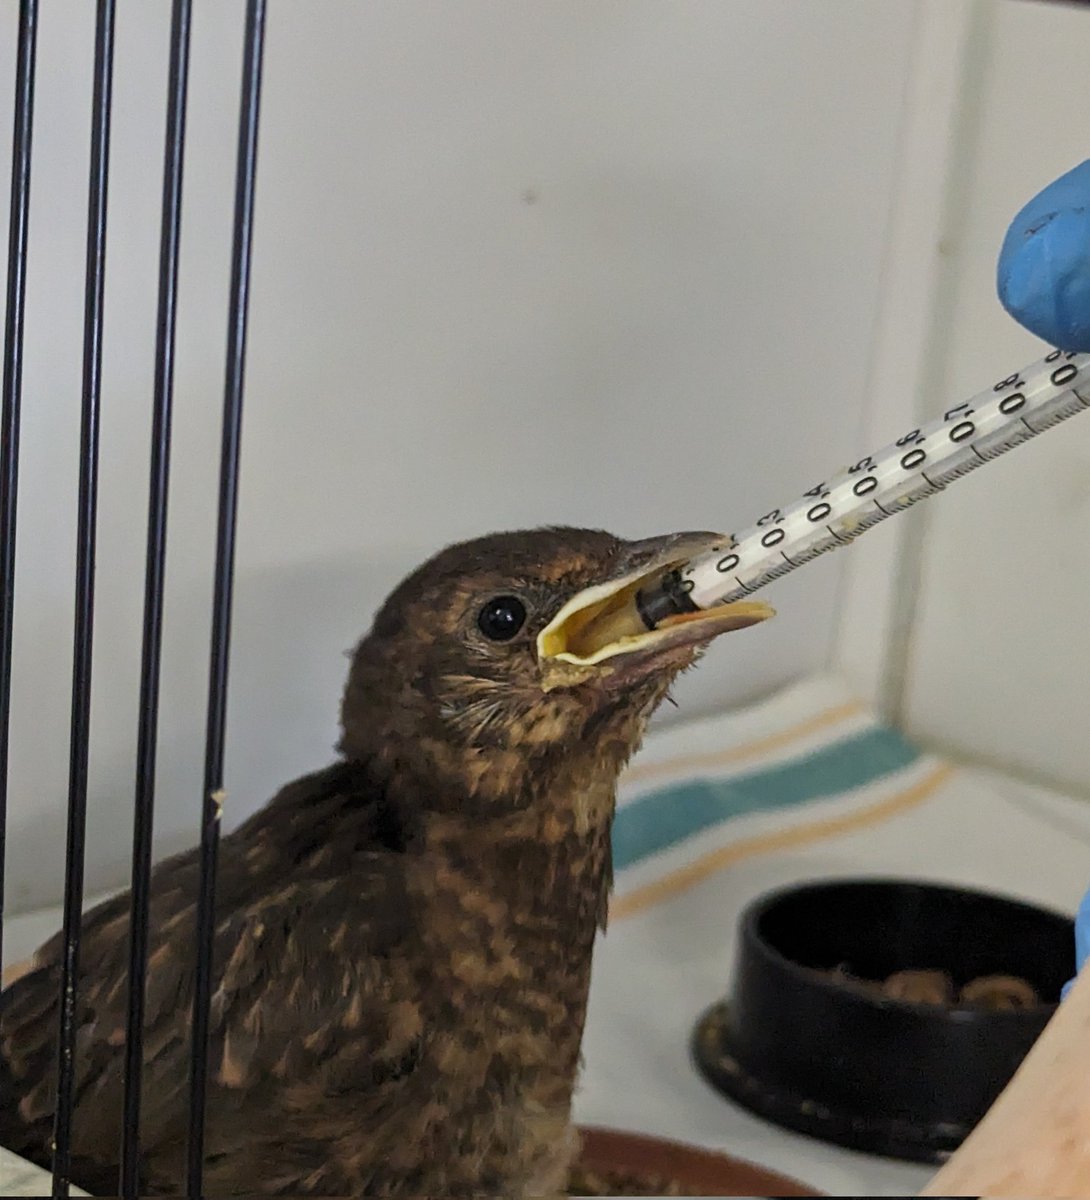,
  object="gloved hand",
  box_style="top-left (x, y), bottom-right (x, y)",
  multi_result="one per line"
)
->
top-left (999, 159), bottom-right (1090, 352)
top-left (1001, 165), bottom-right (1090, 998)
